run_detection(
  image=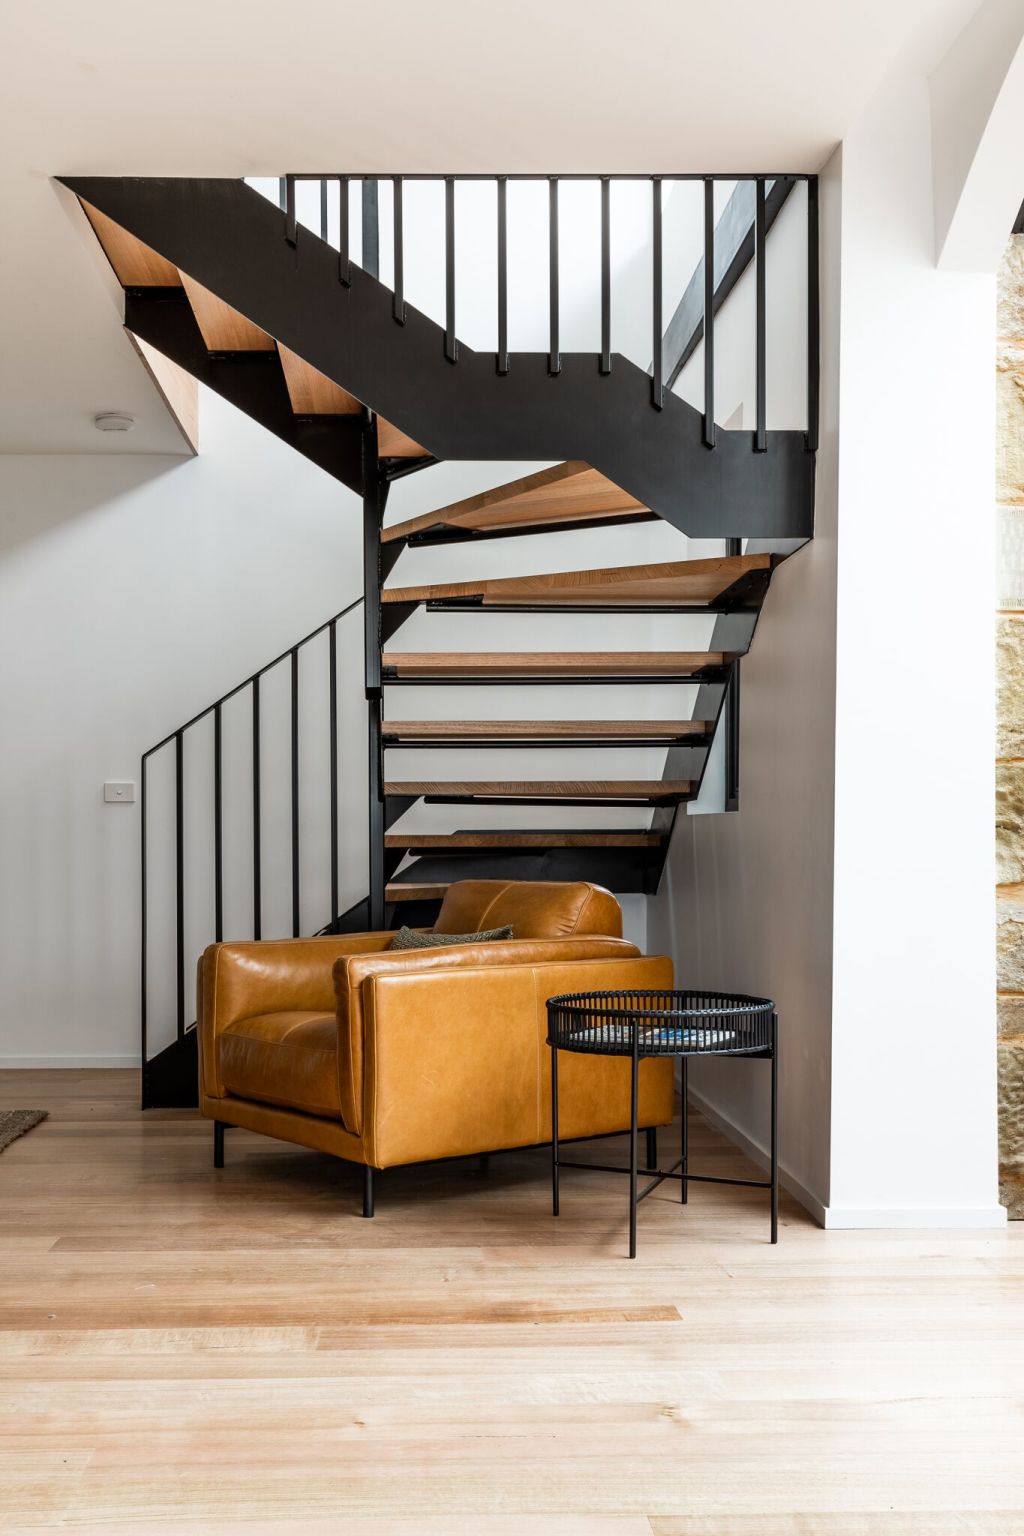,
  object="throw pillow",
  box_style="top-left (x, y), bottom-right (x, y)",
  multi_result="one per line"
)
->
top-left (388, 924), bottom-right (514, 951)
